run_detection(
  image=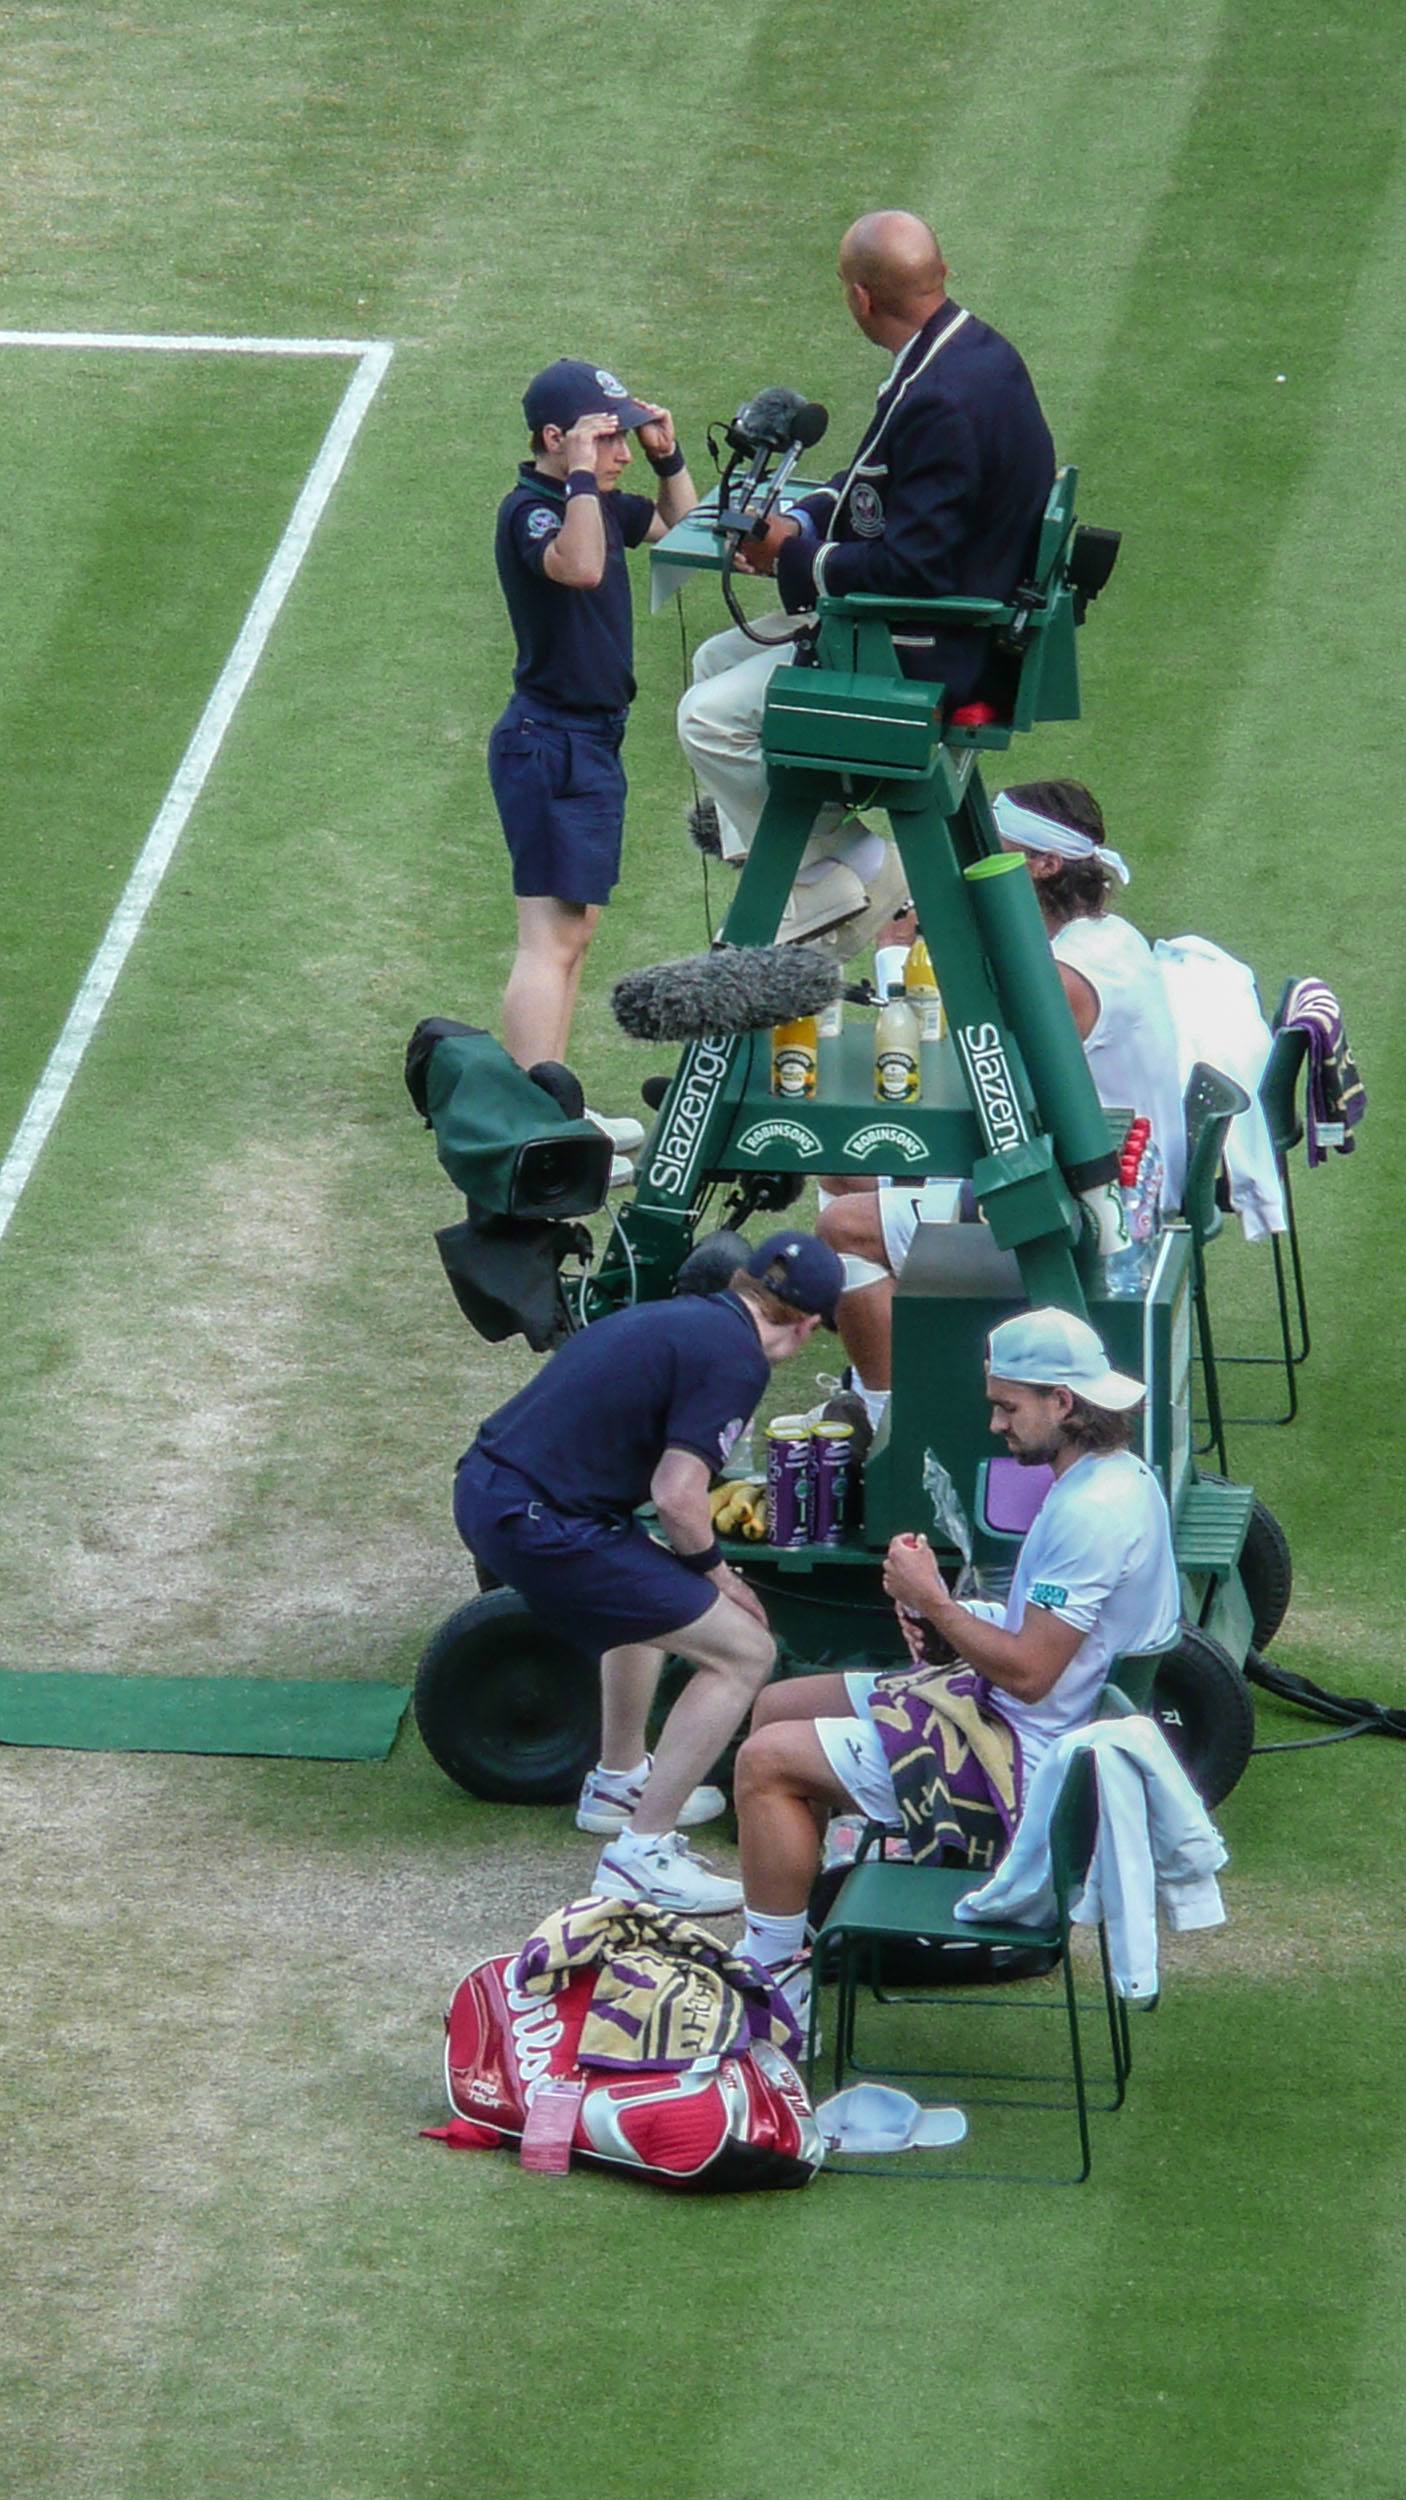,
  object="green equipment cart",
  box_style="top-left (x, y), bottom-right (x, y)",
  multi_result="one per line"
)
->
top-left (414, 469), bottom-right (1282, 1811)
